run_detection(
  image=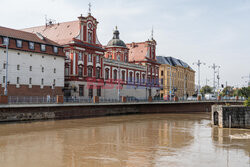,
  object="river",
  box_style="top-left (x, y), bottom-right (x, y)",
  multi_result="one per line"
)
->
top-left (0, 113), bottom-right (249, 167)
